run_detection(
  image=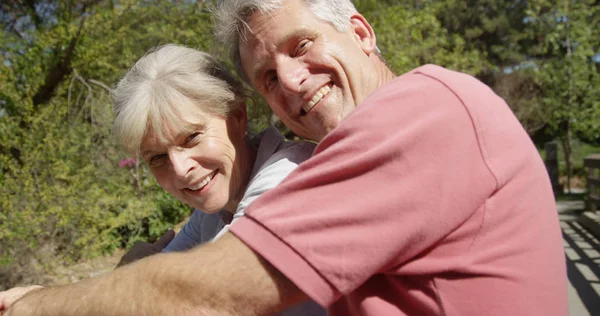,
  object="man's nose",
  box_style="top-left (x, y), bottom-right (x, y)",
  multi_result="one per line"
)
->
top-left (277, 58), bottom-right (307, 96)
top-left (169, 149), bottom-right (194, 179)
